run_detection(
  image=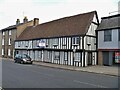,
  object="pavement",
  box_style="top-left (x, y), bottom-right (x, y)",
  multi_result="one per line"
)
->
top-left (1, 58), bottom-right (119, 77)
